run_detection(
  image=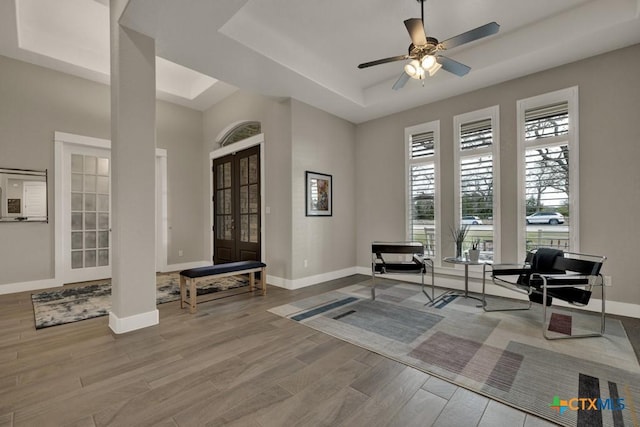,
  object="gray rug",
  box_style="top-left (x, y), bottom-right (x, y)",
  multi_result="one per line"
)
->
top-left (31, 272), bottom-right (248, 329)
top-left (269, 279), bottom-right (640, 427)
